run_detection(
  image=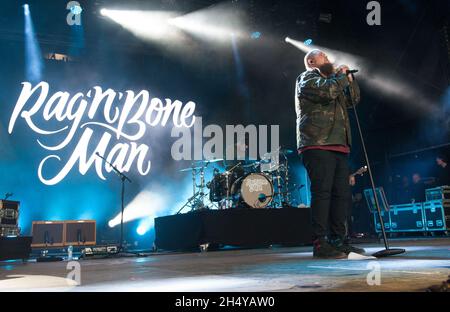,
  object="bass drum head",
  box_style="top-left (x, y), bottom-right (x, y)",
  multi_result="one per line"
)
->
top-left (232, 173), bottom-right (273, 208)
